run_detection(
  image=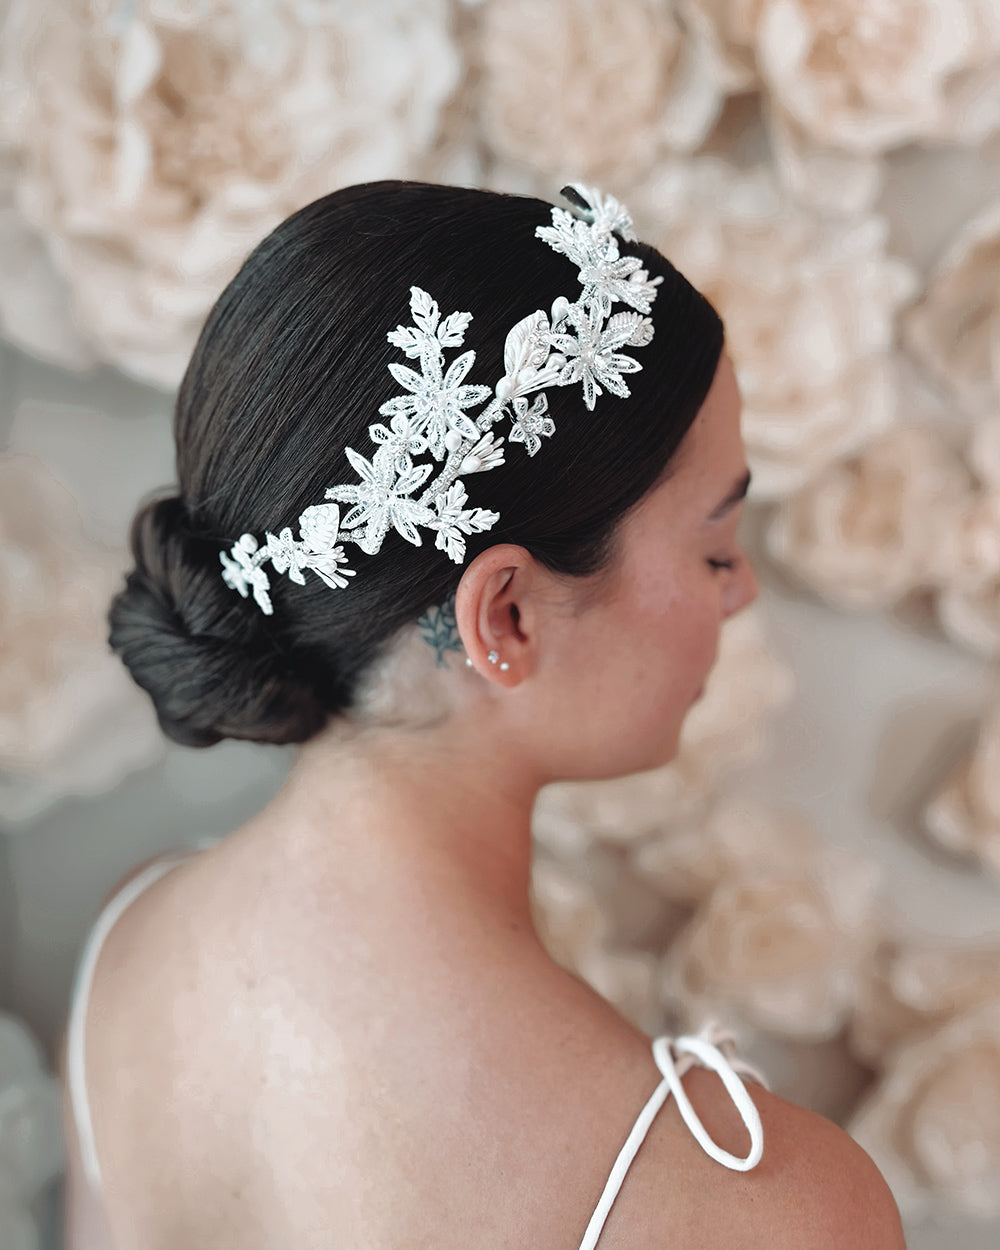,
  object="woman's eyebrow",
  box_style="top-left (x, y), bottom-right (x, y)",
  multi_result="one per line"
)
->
top-left (706, 468), bottom-right (752, 522)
